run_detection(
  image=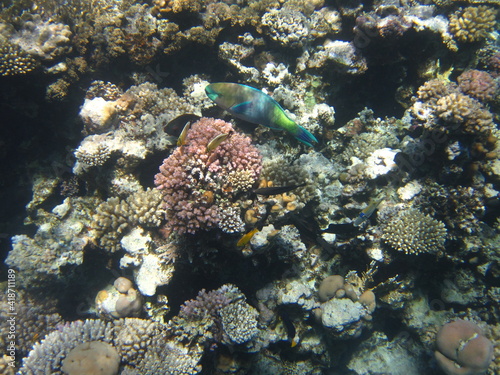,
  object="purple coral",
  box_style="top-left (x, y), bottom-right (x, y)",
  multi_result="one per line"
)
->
top-left (435, 320), bottom-right (494, 375)
top-left (457, 69), bottom-right (498, 102)
top-left (154, 117), bottom-right (262, 234)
